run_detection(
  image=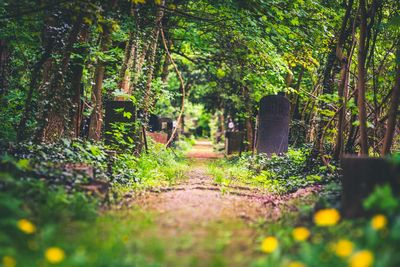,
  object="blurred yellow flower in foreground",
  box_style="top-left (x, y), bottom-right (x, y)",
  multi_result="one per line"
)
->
top-left (261, 236), bottom-right (279, 253)
top-left (288, 261), bottom-right (306, 267)
top-left (333, 239), bottom-right (354, 258)
top-left (349, 250), bottom-right (374, 267)
top-left (17, 219), bottom-right (36, 234)
top-left (45, 247), bottom-right (65, 264)
top-left (371, 214), bottom-right (387, 230)
top-left (292, 227), bottom-right (310, 241)
top-left (2, 256), bottom-right (16, 267)
top-left (313, 209), bottom-right (340, 226)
